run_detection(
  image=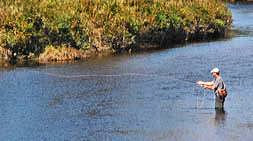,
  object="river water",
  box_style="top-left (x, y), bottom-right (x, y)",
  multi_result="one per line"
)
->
top-left (1, 4), bottom-right (253, 141)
